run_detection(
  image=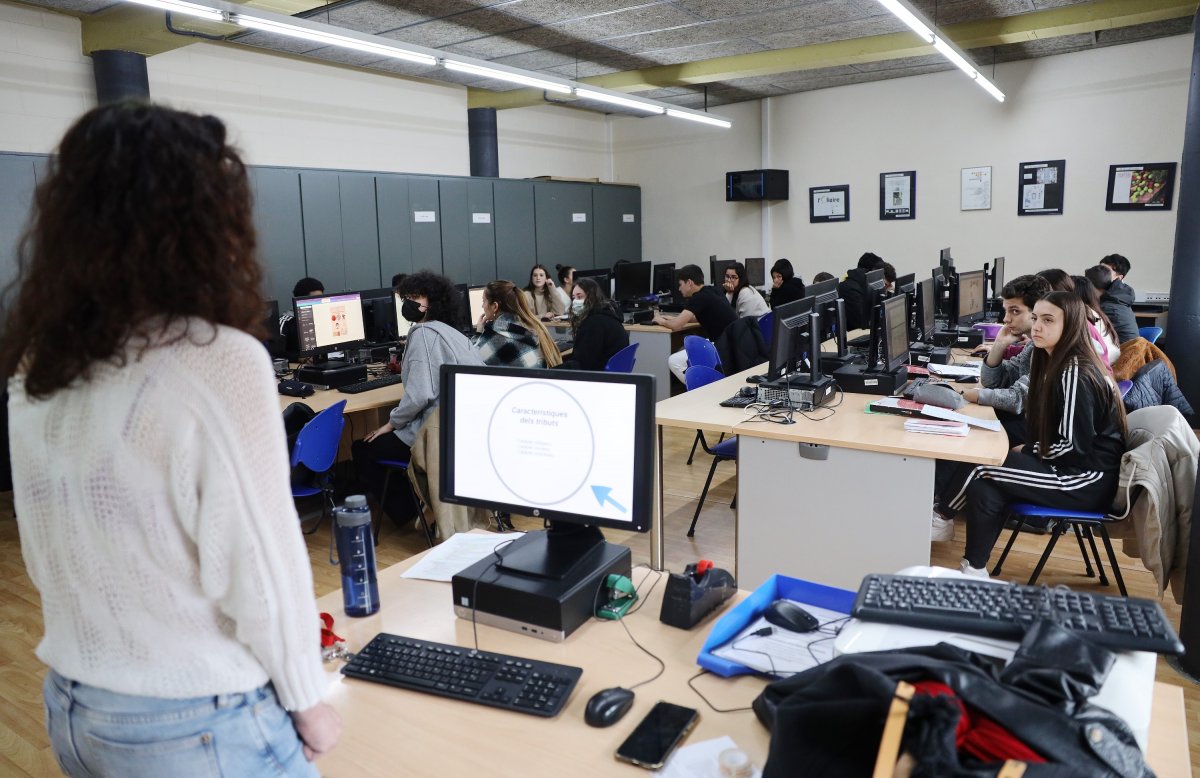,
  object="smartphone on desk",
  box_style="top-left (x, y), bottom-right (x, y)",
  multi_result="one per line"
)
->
top-left (614, 701), bottom-right (699, 769)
